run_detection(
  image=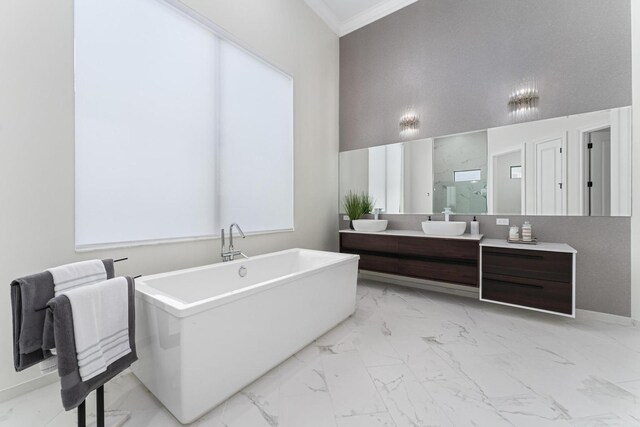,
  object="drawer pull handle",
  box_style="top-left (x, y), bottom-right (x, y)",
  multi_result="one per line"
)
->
top-left (484, 251), bottom-right (543, 260)
top-left (485, 278), bottom-right (544, 290)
